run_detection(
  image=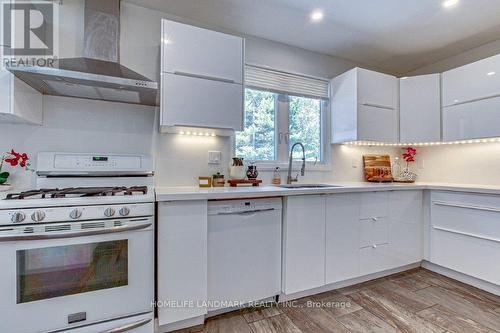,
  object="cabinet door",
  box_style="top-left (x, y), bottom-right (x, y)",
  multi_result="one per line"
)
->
top-left (400, 74), bottom-right (441, 142)
top-left (388, 191), bottom-right (423, 267)
top-left (157, 201), bottom-right (207, 326)
top-left (161, 73), bottom-right (243, 131)
top-left (161, 19), bottom-right (243, 84)
top-left (283, 195), bottom-right (325, 294)
top-left (325, 194), bottom-right (360, 284)
top-left (0, 65), bottom-right (11, 116)
top-left (442, 53), bottom-right (500, 107)
top-left (358, 104), bottom-right (398, 142)
top-left (443, 96), bottom-right (500, 141)
top-left (357, 68), bottom-right (398, 110)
